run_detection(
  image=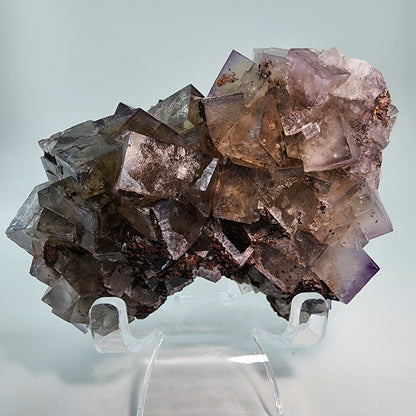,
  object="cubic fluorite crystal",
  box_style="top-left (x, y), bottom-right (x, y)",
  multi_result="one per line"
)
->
top-left (6, 47), bottom-right (397, 328)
